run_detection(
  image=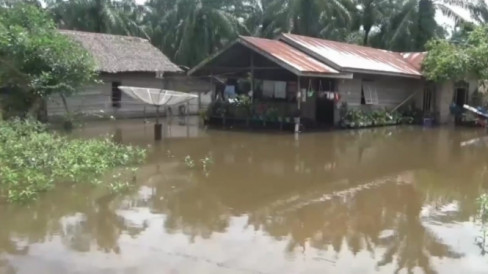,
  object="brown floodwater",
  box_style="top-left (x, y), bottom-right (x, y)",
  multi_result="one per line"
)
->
top-left (2, 118), bottom-right (488, 273)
